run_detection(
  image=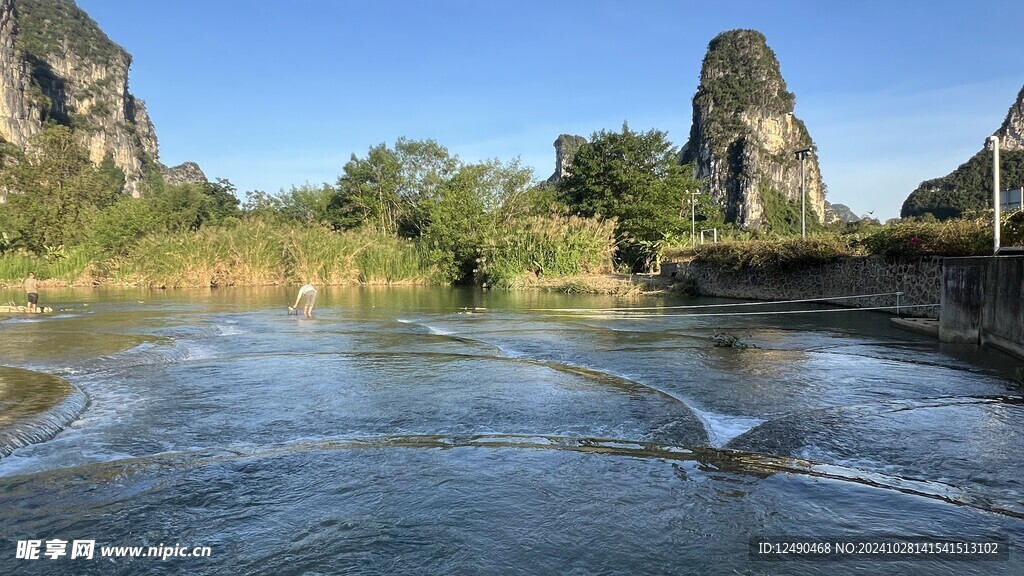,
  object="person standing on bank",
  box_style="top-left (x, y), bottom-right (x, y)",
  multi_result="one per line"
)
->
top-left (23, 271), bottom-right (39, 313)
top-left (290, 283), bottom-right (317, 318)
